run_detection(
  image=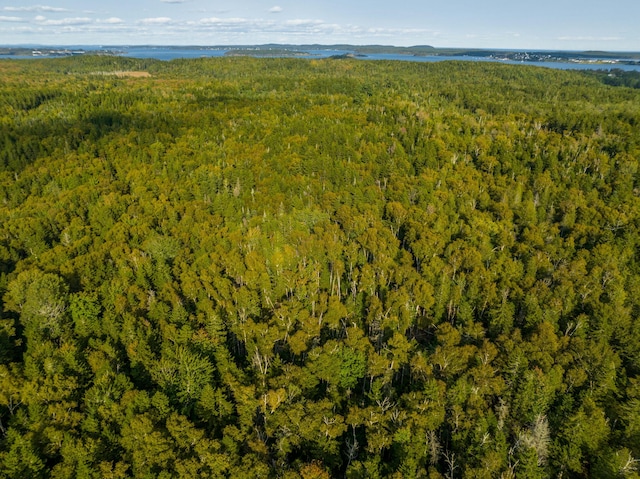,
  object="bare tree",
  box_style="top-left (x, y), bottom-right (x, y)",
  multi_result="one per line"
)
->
top-left (444, 451), bottom-right (458, 479)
